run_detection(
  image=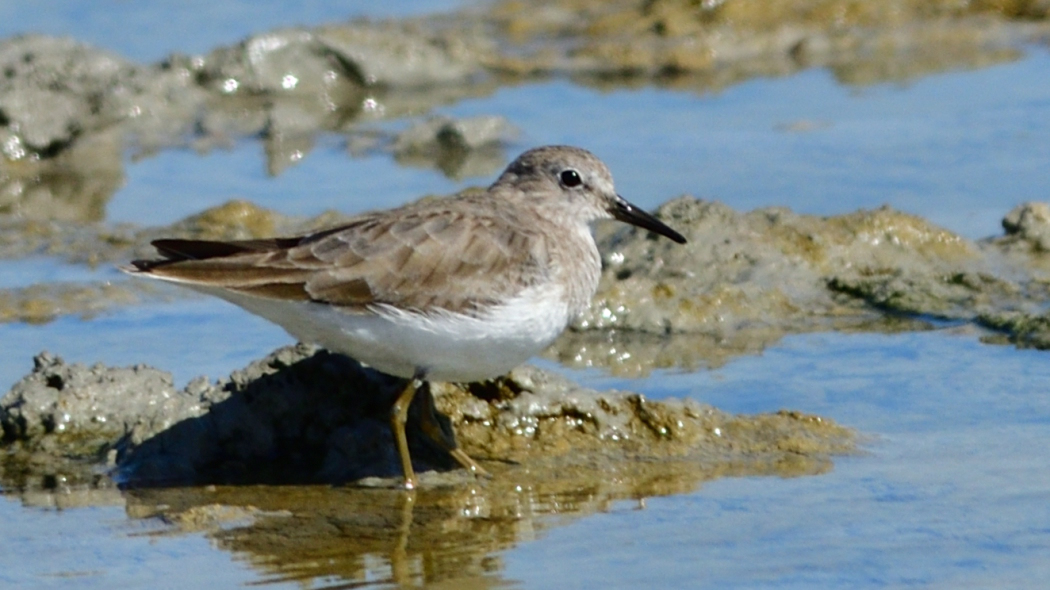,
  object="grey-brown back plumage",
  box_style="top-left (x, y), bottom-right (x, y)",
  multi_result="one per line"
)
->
top-left (131, 195), bottom-right (563, 315)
